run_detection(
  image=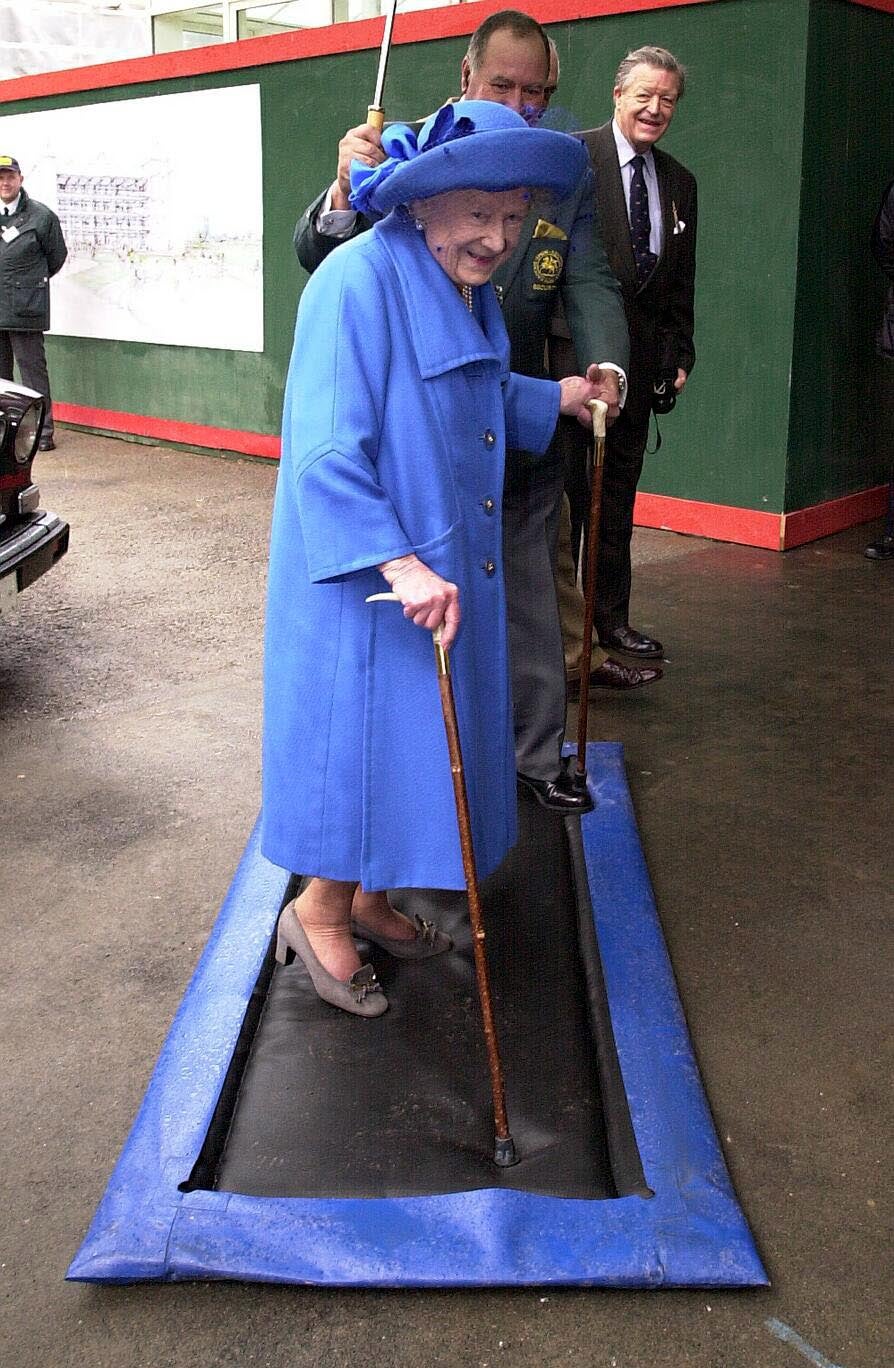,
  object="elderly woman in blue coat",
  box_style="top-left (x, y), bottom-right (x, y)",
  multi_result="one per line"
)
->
top-left (262, 102), bottom-right (598, 1017)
